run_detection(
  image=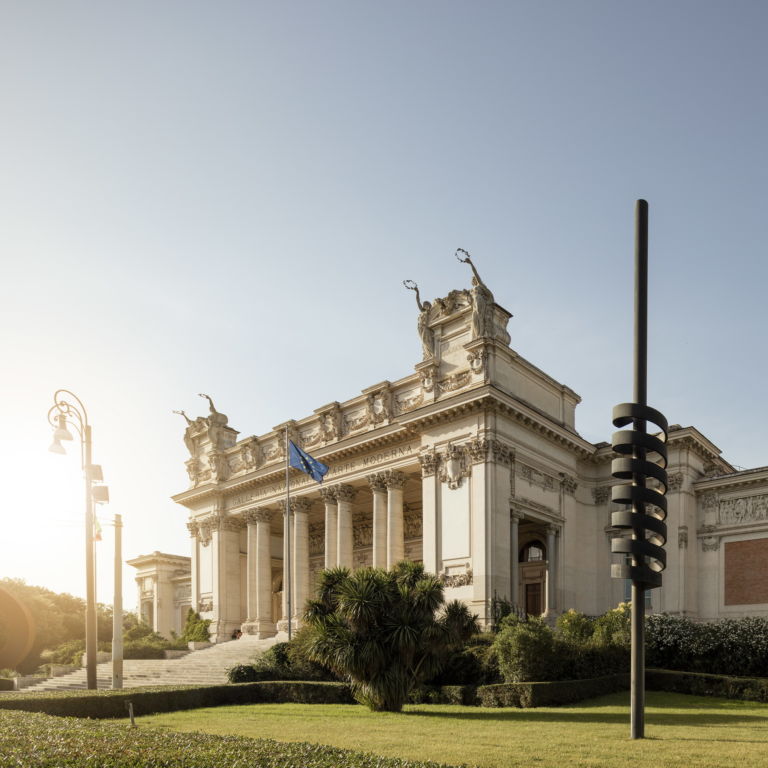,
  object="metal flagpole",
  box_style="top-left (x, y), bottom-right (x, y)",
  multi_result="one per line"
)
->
top-left (285, 428), bottom-right (292, 641)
